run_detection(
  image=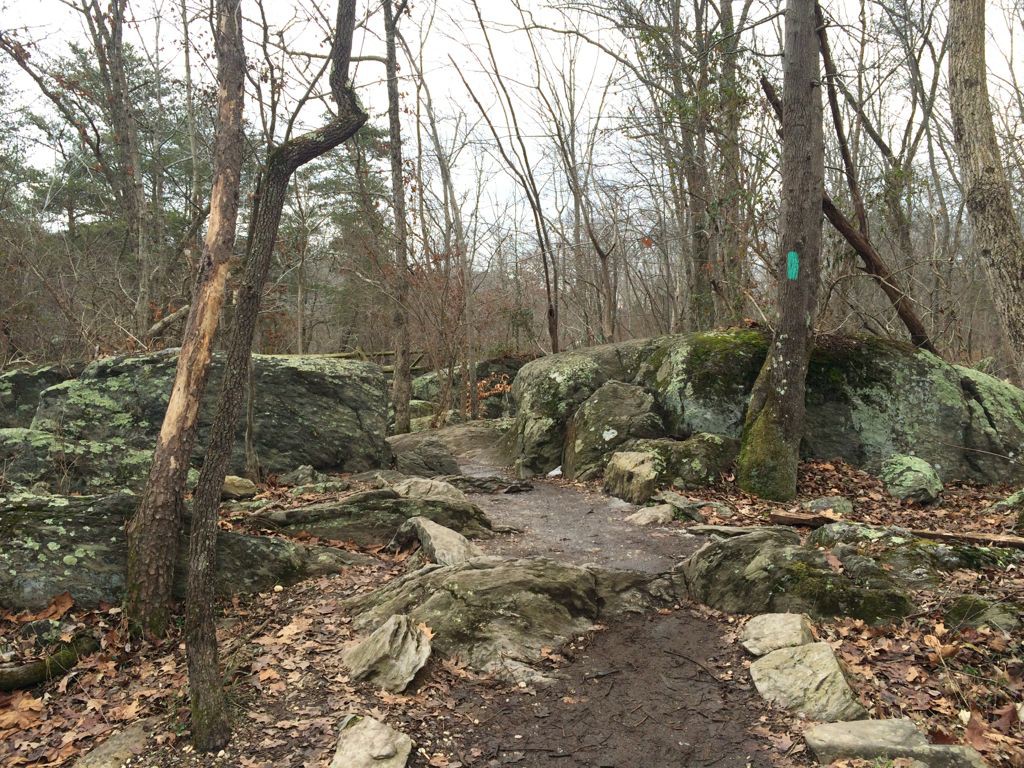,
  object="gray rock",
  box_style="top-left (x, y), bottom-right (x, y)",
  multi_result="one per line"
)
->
top-left (222, 475), bottom-right (258, 500)
top-left (249, 489), bottom-right (492, 548)
top-left (344, 557), bottom-right (669, 683)
top-left (395, 516), bottom-right (481, 566)
top-left (343, 615), bottom-right (431, 692)
top-left (630, 434), bottom-right (739, 489)
top-left (0, 492), bottom-right (365, 610)
top-left (509, 329), bottom-right (1024, 485)
top-left (739, 613), bottom-right (814, 656)
top-left (387, 434), bottom-right (460, 477)
top-left (749, 642), bottom-right (867, 721)
top-left (654, 491), bottom-right (735, 522)
top-left (390, 477), bottom-right (468, 505)
top-left (73, 717), bottom-right (157, 767)
top-left (562, 381), bottom-right (664, 480)
top-left (329, 715), bottom-right (413, 768)
top-left (881, 455), bottom-right (943, 502)
top-left (279, 465), bottom-right (328, 486)
top-left (804, 719), bottom-right (987, 768)
top-left (625, 505), bottom-right (675, 526)
top-left (944, 595), bottom-right (1019, 631)
top-left (802, 496), bottom-right (854, 517)
top-left (603, 450), bottom-right (661, 503)
top-left (0, 364), bottom-right (78, 429)
top-left (681, 529), bottom-right (915, 623)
